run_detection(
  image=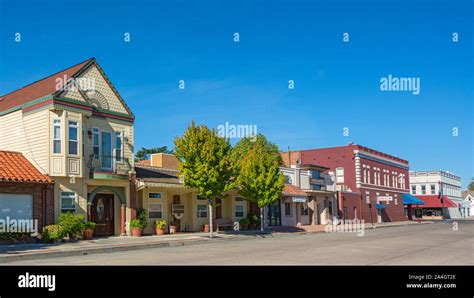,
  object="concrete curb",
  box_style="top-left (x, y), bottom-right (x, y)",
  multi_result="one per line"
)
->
top-left (0, 221), bottom-right (426, 263)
